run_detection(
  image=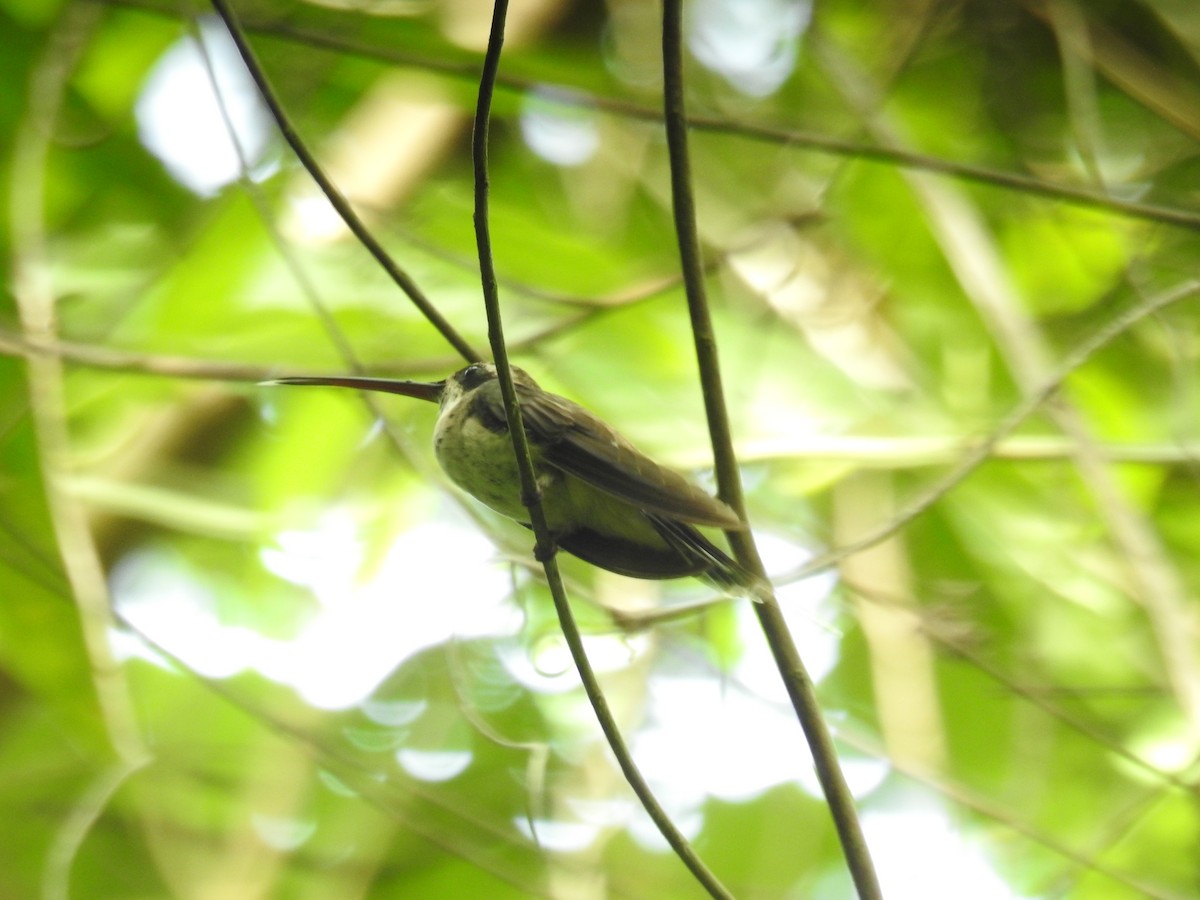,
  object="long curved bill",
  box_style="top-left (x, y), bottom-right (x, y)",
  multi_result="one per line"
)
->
top-left (269, 375), bottom-right (444, 403)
